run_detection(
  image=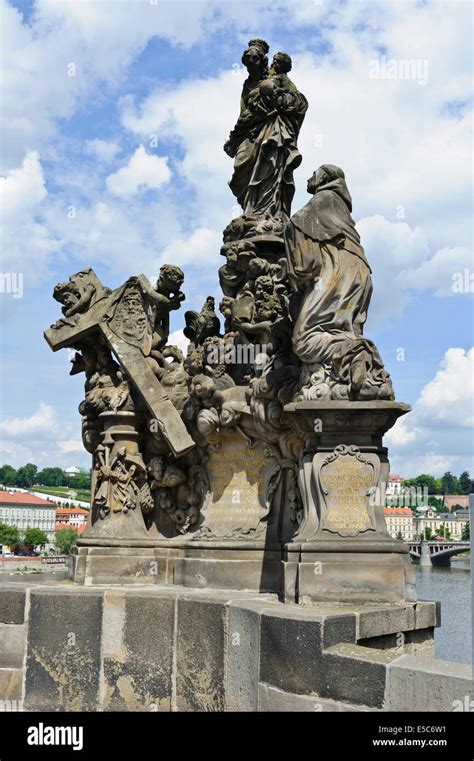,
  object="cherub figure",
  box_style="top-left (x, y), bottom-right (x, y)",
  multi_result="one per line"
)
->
top-left (139, 265), bottom-right (185, 371)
